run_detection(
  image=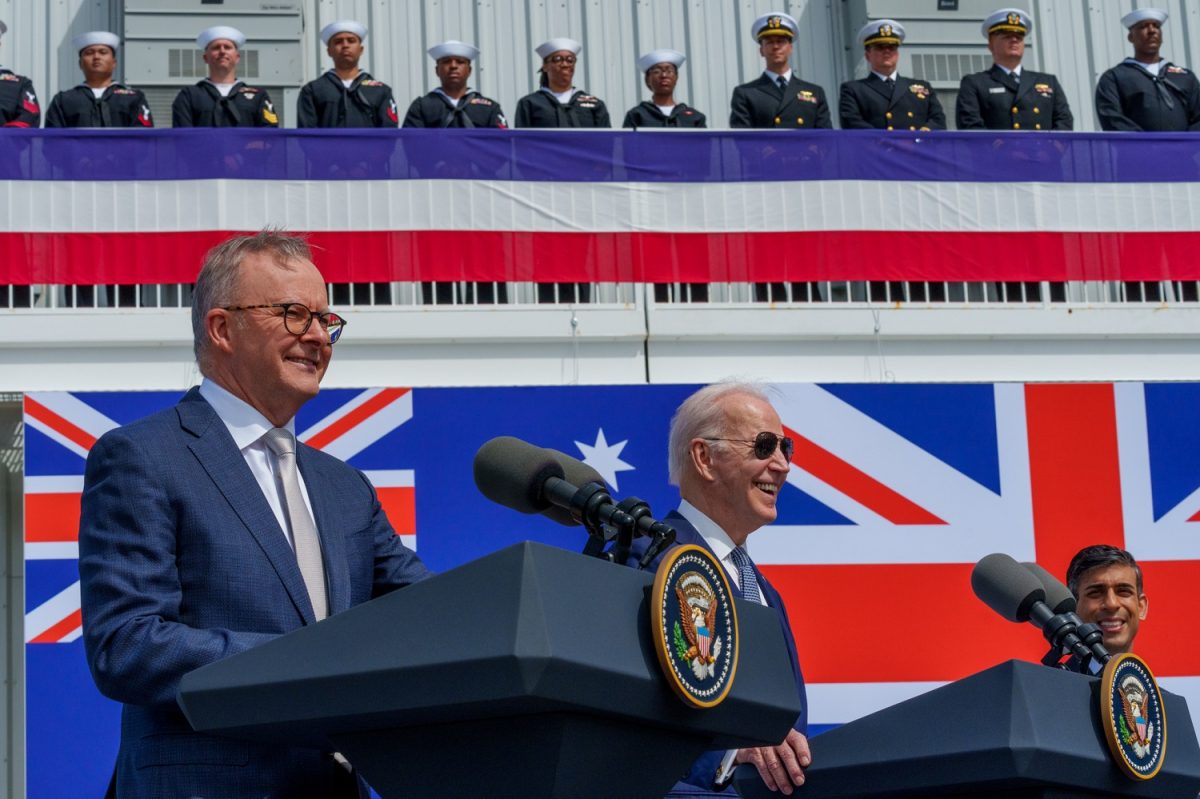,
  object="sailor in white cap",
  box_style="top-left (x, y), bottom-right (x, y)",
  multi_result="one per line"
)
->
top-left (955, 8), bottom-right (1073, 131)
top-left (622, 49), bottom-right (706, 128)
top-left (514, 37), bottom-right (610, 128)
top-left (45, 32), bottom-right (153, 128)
top-left (172, 26), bottom-right (278, 127)
top-left (838, 20), bottom-right (944, 131)
top-left (0, 18), bottom-right (41, 128)
top-left (297, 20), bottom-right (398, 127)
top-left (729, 12), bottom-right (831, 129)
top-left (402, 40), bottom-right (506, 128)
top-left (1096, 9), bottom-right (1200, 131)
